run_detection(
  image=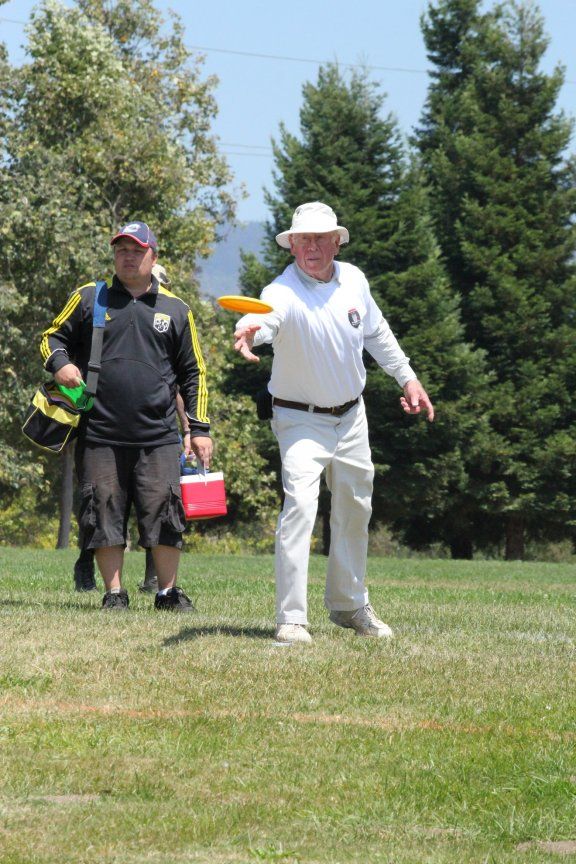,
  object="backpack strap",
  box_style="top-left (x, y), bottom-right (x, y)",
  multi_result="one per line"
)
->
top-left (85, 280), bottom-right (108, 398)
